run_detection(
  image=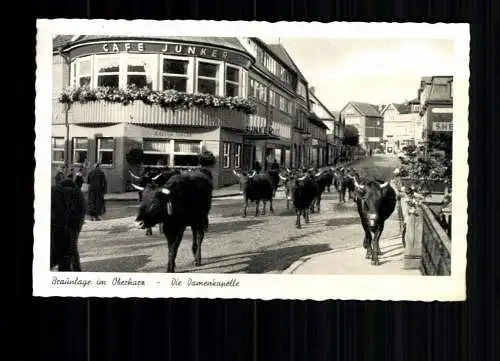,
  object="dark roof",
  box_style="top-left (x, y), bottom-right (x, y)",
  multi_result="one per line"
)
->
top-left (393, 103), bottom-right (413, 114)
top-left (56, 36), bottom-right (248, 53)
top-left (408, 97), bottom-right (419, 104)
top-left (308, 112), bottom-right (329, 129)
top-left (266, 43), bottom-right (308, 81)
top-left (349, 101), bottom-right (382, 117)
top-left (309, 92), bottom-right (336, 120)
top-left (428, 76), bottom-right (453, 102)
top-left (53, 35), bottom-right (76, 50)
